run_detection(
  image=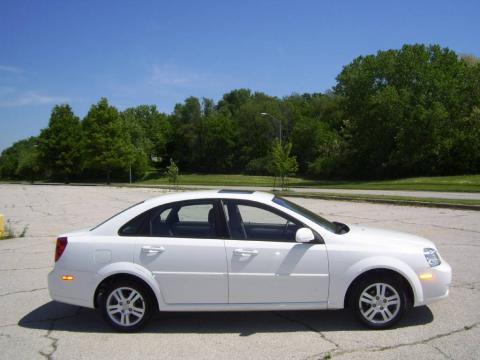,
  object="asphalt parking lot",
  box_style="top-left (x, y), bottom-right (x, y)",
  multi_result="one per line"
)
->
top-left (0, 184), bottom-right (479, 360)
